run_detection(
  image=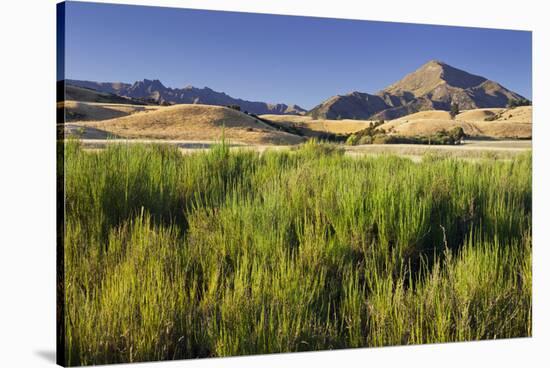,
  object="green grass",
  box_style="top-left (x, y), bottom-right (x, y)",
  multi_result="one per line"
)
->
top-left (62, 140), bottom-right (531, 366)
